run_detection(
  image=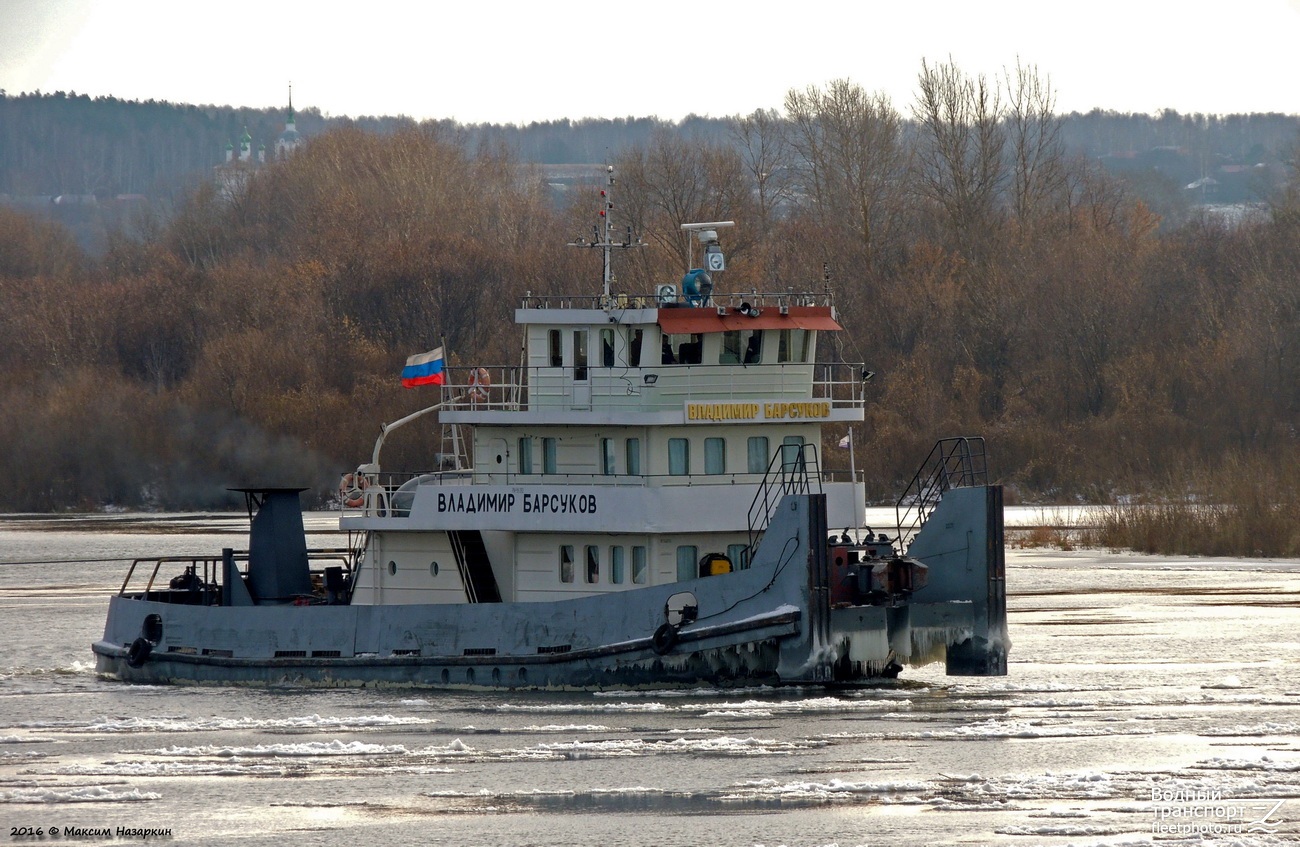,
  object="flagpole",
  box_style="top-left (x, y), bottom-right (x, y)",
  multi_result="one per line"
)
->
top-left (849, 426), bottom-right (863, 533)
